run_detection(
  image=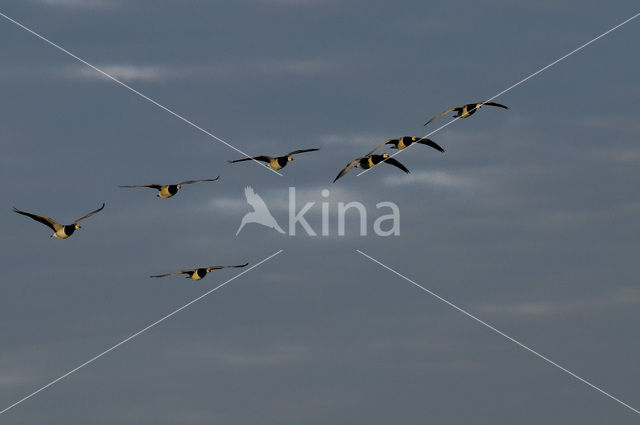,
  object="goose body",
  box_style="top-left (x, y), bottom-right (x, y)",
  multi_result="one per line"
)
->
top-left (13, 203), bottom-right (105, 239)
top-left (424, 101), bottom-right (508, 125)
top-left (268, 157), bottom-right (290, 170)
top-left (369, 136), bottom-right (445, 154)
top-left (229, 149), bottom-right (319, 171)
top-left (53, 224), bottom-right (79, 239)
top-left (158, 185), bottom-right (180, 198)
top-left (120, 177), bottom-right (220, 198)
top-left (333, 153), bottom-right (410, 182)
top-left (189, 268), bottom-right (209, 280)
top-left (150, 263), bottom-right (249, 280)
